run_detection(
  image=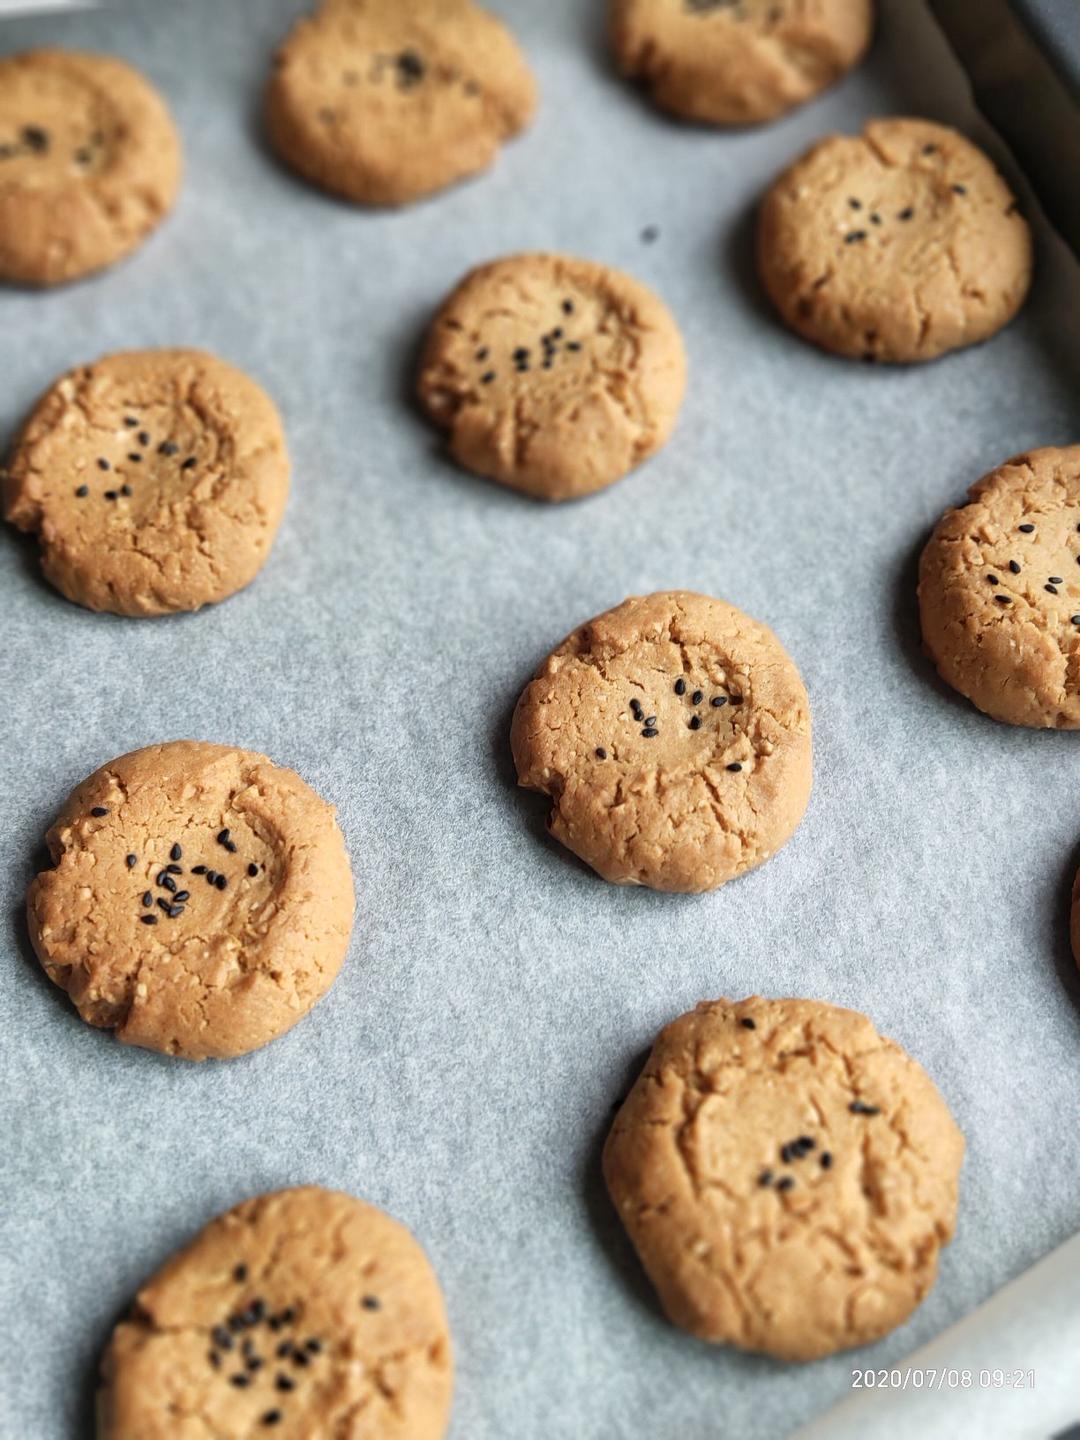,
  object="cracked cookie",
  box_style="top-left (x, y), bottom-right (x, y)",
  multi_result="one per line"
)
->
top-left (918, 445), bottom-right (1080, 727)
top-left (0, 49), bottom-right (181, 286)
top-left (27, 742), bottom-right (355, 1061)
top-left (417, 253), bottom-right (687, 501)
top-left (2, 349), bottom-right (290, 616)
top-left (97, 1186), bottom-right (453, 1439)
top-left (510, 591), bottom-right (811, 890)
top-left (265, 0), bottom-right (536, 206)
top-left (758, 117), bottom-right (1032, 363)
top-left (604, 997), bottom-right (964, 1361)
top-left (608, 0), bottom-right (874, 126)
